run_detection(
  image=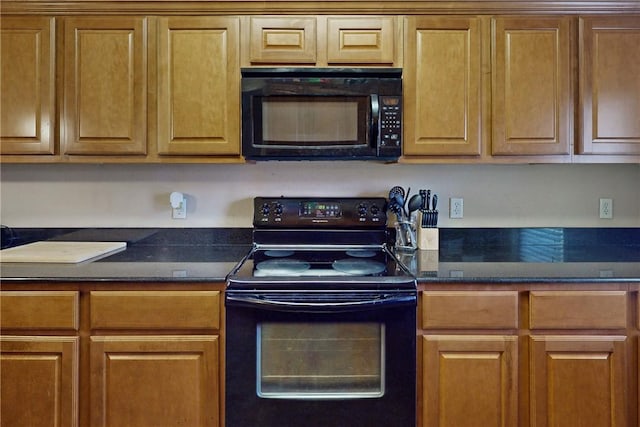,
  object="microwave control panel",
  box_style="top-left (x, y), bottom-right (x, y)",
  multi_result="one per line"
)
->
top-left (379, 96), bottom-right (402, 152)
